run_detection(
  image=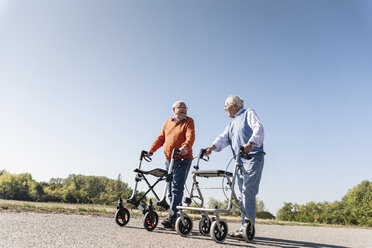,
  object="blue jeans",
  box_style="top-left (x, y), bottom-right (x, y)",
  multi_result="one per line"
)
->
top-left (165, 158), bottom-right (192, 222)
top-left (236, 154), bottom-right (264, 225)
